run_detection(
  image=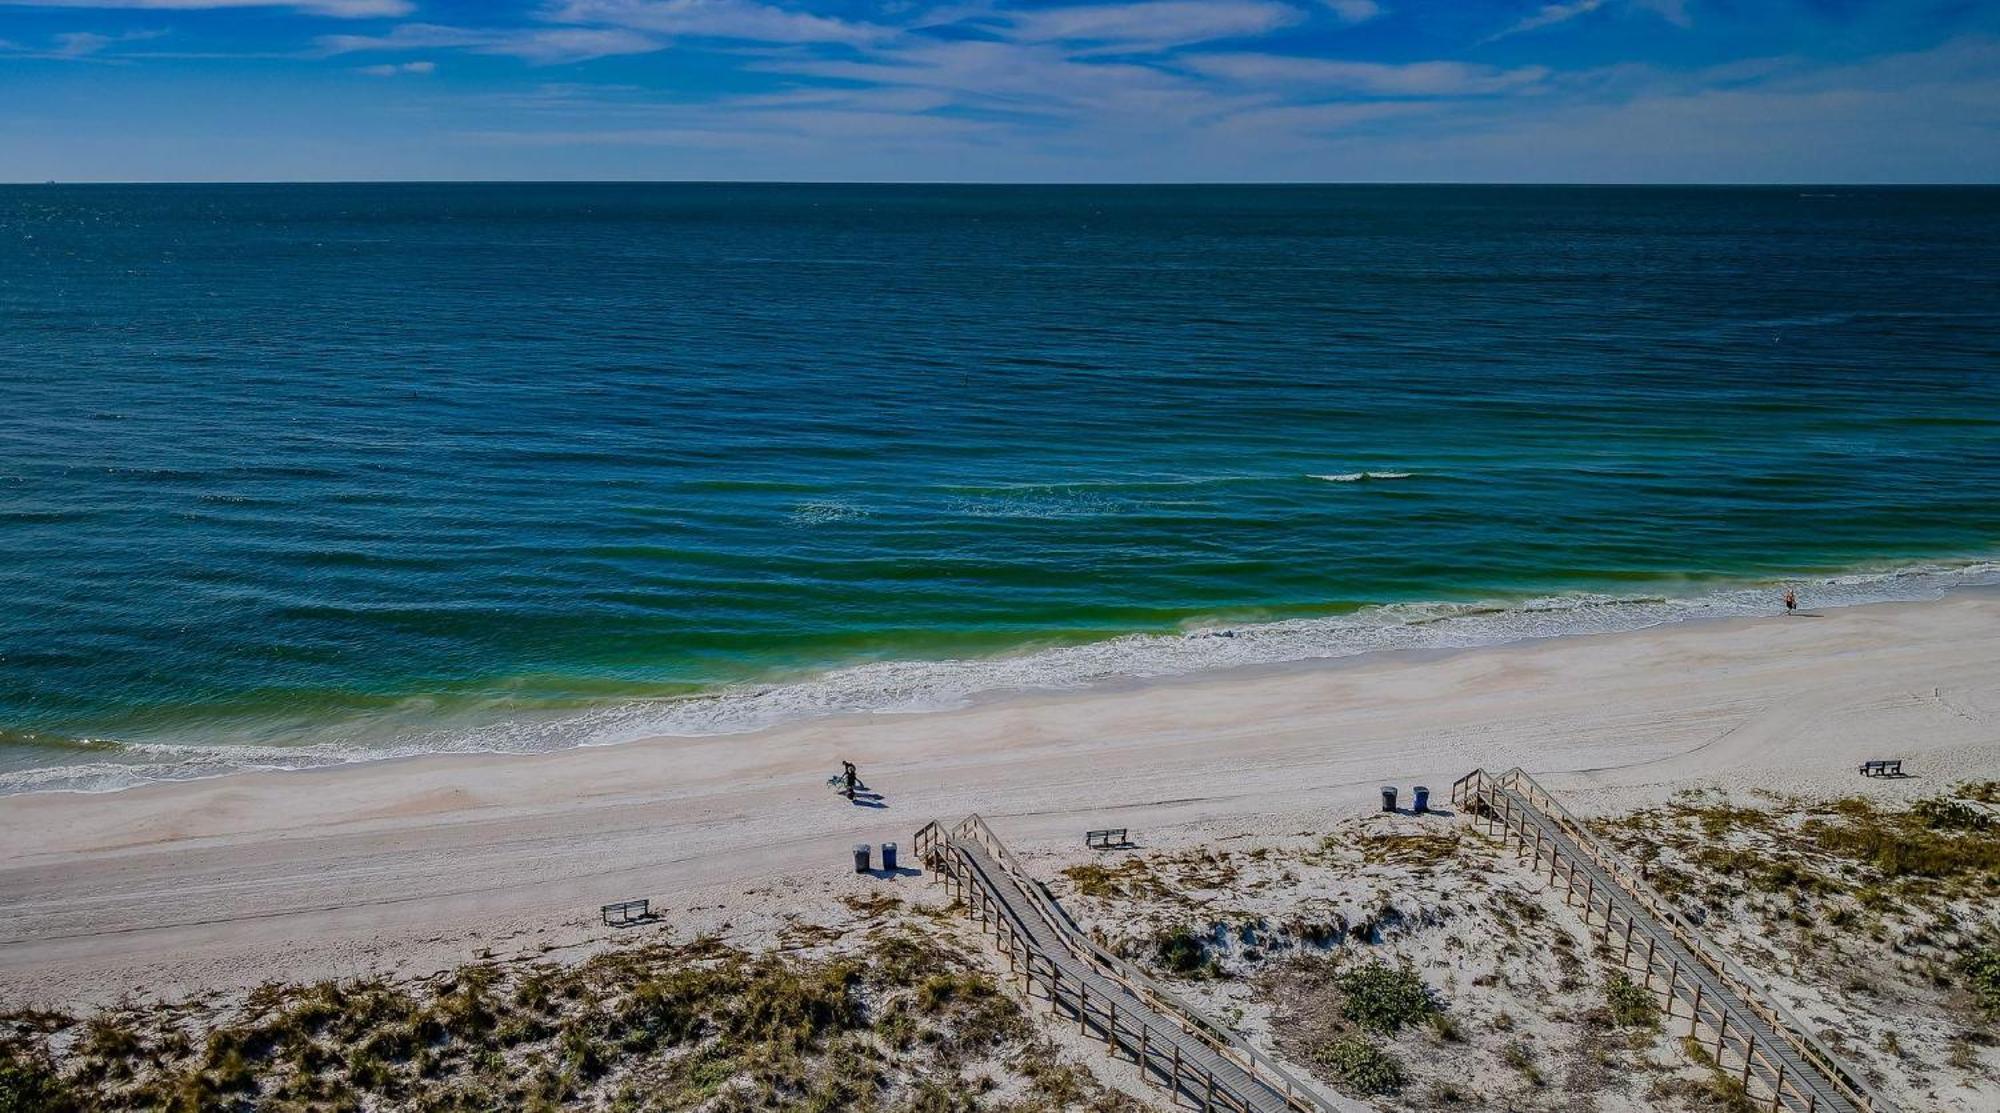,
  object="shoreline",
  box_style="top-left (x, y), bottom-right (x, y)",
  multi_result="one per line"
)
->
top-left (8, 556), bottom-right (1998, 798)
top-left (2, 592), bottom-right (1997, 1009)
